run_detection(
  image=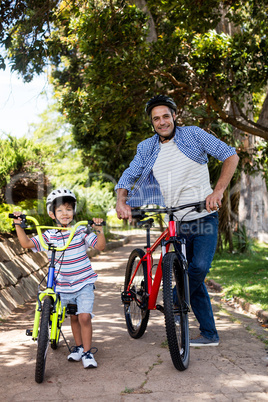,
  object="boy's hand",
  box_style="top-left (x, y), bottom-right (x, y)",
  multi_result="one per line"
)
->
top-left (12, 212), bottom-right (23, 225)
top-left (92, 218), bottom-right (104, 233)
